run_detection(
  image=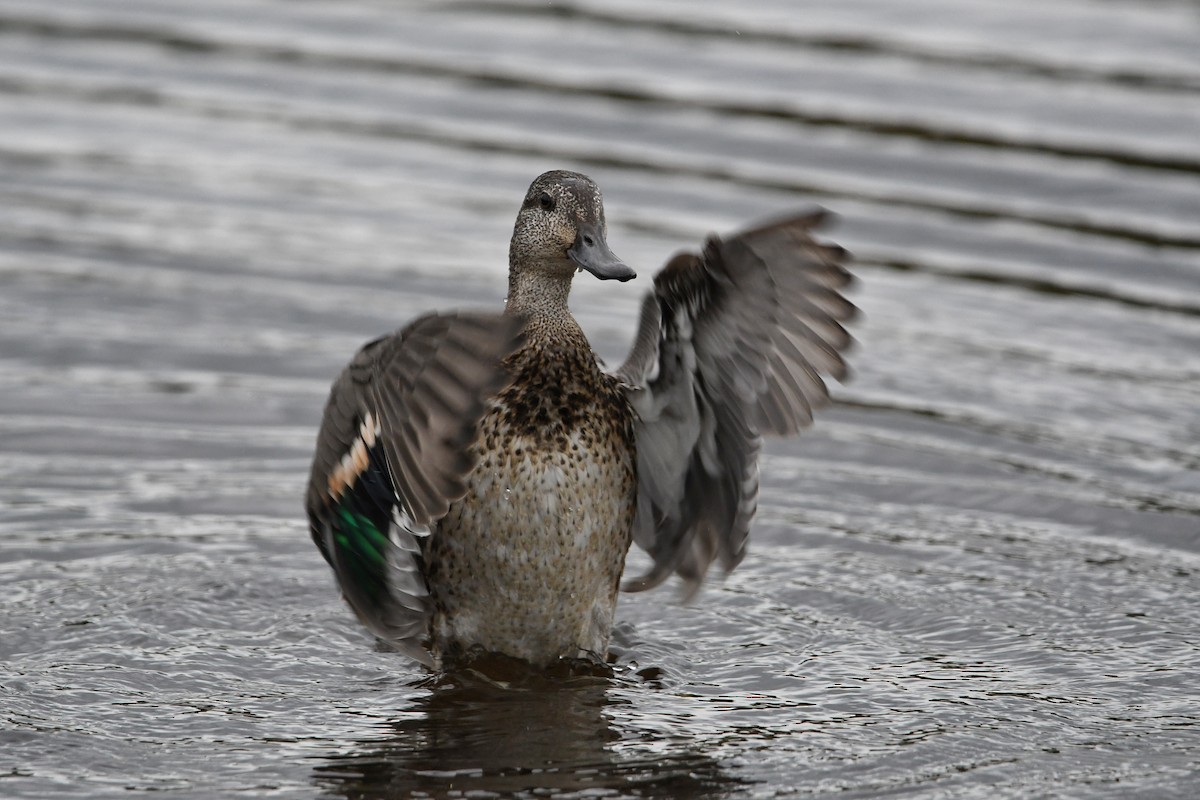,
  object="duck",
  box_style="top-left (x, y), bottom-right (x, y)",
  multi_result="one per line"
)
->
top-left (305, 170), bottom-right (856, 669)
